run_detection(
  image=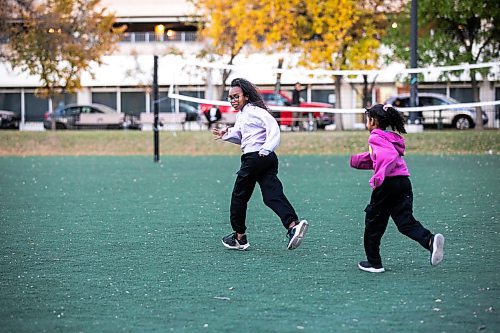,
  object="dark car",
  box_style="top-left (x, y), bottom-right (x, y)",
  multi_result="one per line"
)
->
top-left (0, 110), bottom-right (20, 129)
top-left (385, 93), bottom-right (488, 130)
top-left (43, 103), bottom-right (134, 130)
top-left (179, 103), bottom-right (200, 121)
